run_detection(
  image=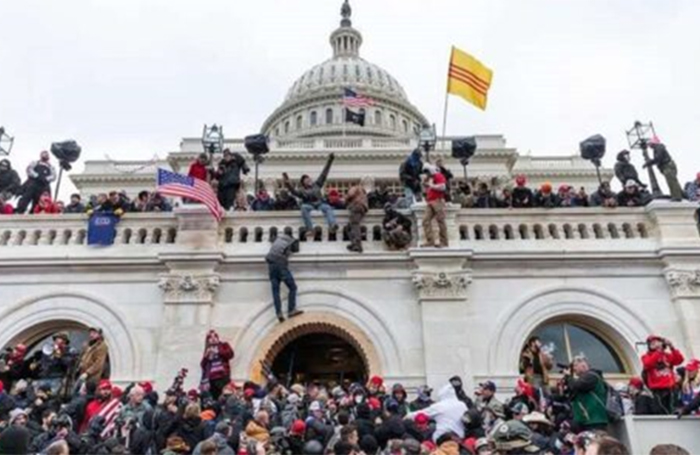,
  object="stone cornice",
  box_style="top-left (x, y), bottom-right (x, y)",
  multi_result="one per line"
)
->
top-left (159, 272), bottom-right (221, 304)
top-left (412, 271), bottom-right (472, 301)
